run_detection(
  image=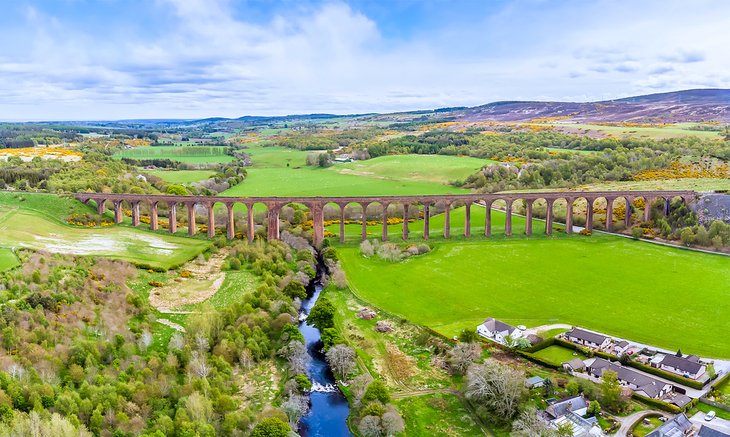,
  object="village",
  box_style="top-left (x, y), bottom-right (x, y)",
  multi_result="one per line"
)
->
top-left (477, 318), bottom-right (730, 436)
